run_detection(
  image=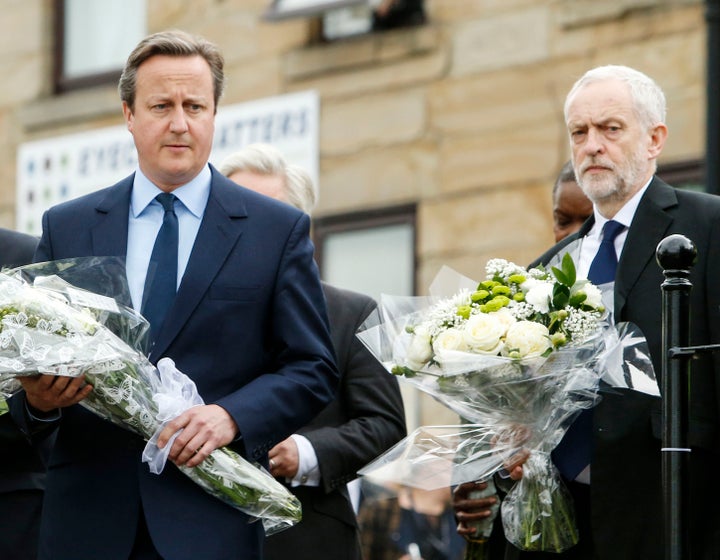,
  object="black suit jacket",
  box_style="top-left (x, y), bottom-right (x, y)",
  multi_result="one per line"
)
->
top-left (0, 227), bottom-right (52, 560)
top-left (0, 227), bottom-right (50, 495)
top-left (264, 283), bottom-right (407, 560)
top-left (512, 178), bottom-right (720, 559)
